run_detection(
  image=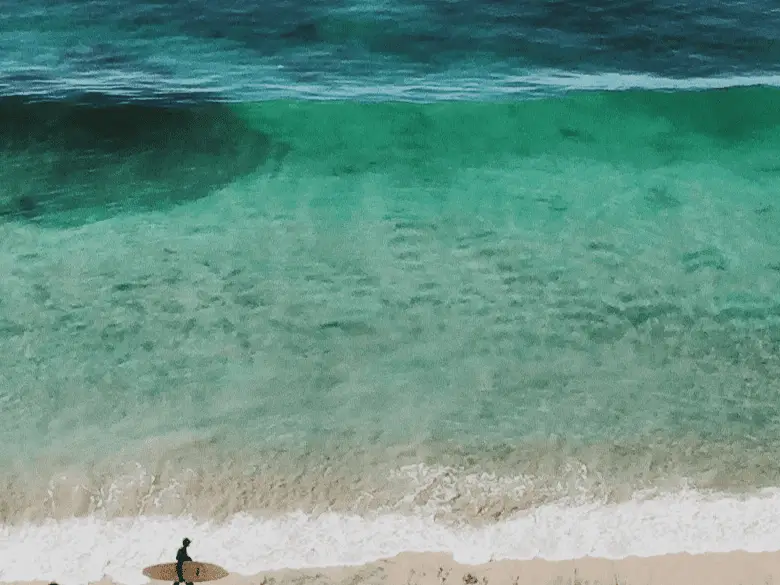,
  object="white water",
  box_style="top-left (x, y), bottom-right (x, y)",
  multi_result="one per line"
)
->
top-left (3, 489), bottom-right (780, 584)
